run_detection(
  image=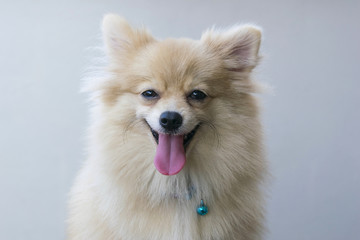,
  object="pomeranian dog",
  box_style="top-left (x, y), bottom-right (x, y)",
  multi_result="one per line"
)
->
top-left (68, 13), bottom-right (267, 240)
